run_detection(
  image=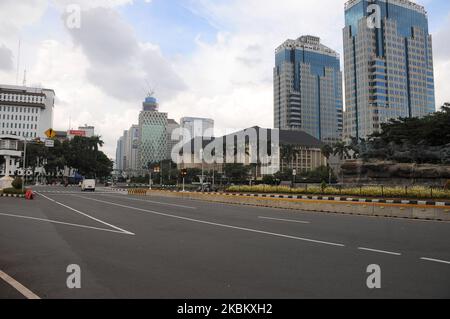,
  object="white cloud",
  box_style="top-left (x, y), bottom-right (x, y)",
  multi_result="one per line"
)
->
top-left (432, 13), bottom-right (450, 107)
top-left (0, 0), bottom-right (48, 35)
top-left (0, 44), bottom-right (14, 71)
top-left (65, 7), bottom-right (185, 101)
top-left (26, 39), bottom-right (141, 157)
top-left (162, 0), bottom-right (346, 134)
